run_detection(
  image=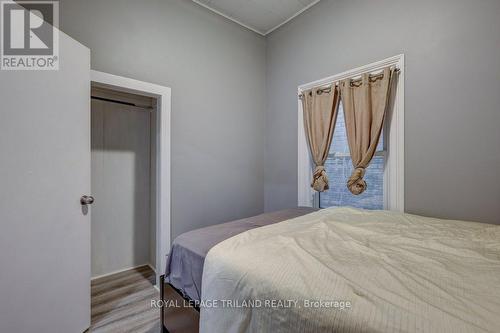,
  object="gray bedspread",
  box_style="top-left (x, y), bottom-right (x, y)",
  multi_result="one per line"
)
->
top-left (164, 207), bottom-right (318, 301)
